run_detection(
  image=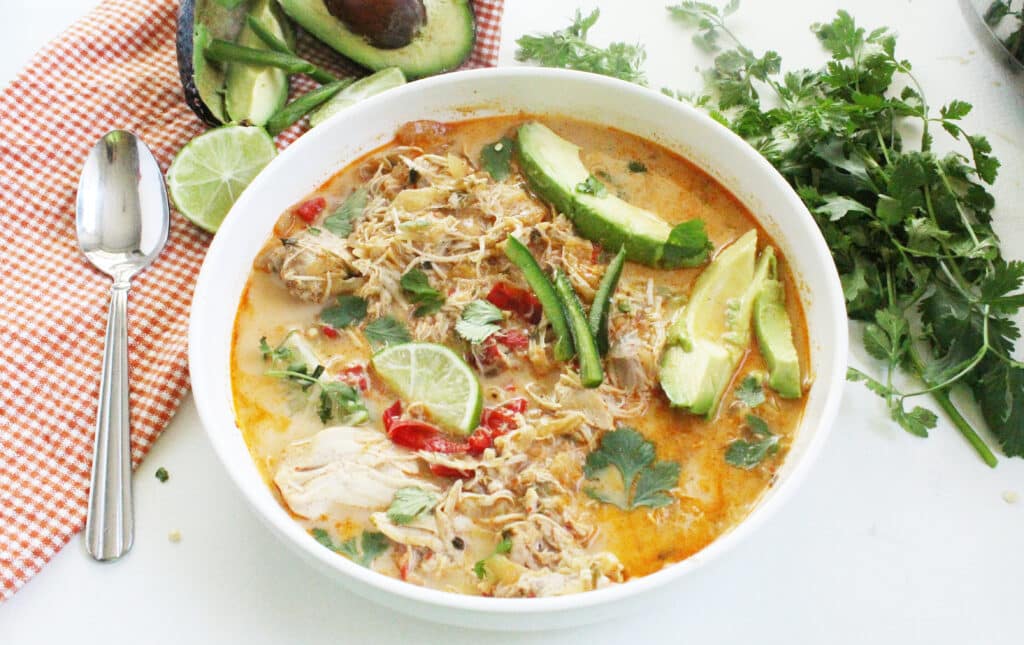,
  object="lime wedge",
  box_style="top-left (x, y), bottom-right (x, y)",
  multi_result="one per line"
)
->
top-left (371, 342), bottom-right (483, 435)
top-left (166, 125), bottom-right (276, 233)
